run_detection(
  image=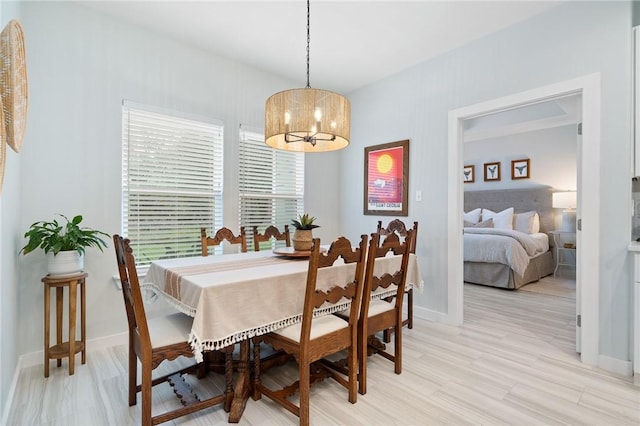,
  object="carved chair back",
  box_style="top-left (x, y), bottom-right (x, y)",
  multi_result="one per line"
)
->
top-left (300, 235), bottom-right (368, 349)
top-left (113, 234), bottom-right (152, 360)
top-left (356, 229), bottom-right (412, 394)
top-left (376, 219), bottom-right (418, 253)
top-left (252, 225), bottom-right (291, 251)
top-left (200, 226), bottom-right (247, 256)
